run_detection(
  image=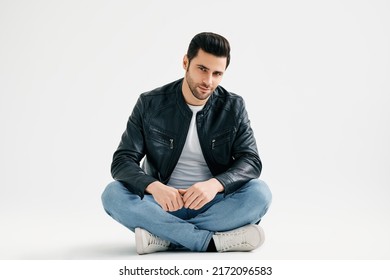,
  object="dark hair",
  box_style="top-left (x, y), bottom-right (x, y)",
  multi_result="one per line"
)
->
top-left (187, 32), bottom-right (231, 69)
